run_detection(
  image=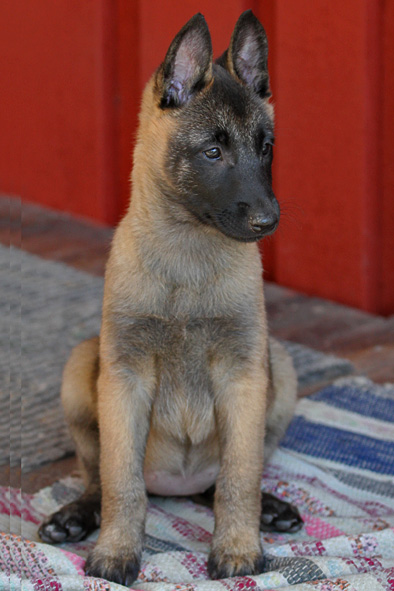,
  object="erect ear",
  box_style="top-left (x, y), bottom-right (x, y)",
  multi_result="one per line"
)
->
top-left (156, 13), bottom-right (213, 109)
top-left (225, 10), bottom-right (270, 98)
